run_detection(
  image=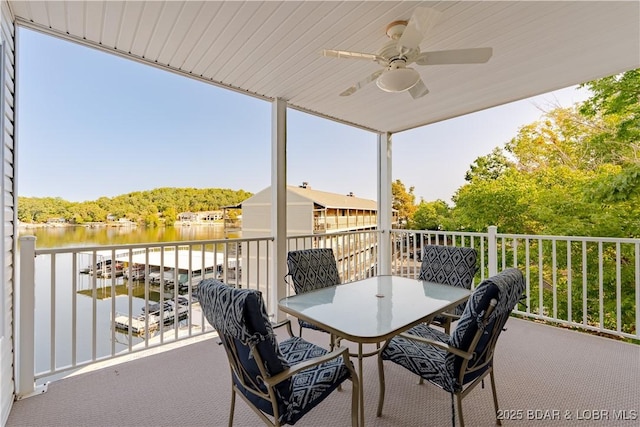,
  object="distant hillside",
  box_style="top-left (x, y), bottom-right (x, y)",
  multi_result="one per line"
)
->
top-left (17, 187), bottom-right (253, 226)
